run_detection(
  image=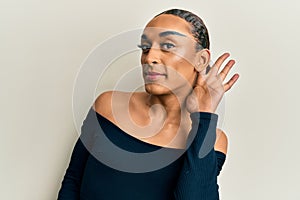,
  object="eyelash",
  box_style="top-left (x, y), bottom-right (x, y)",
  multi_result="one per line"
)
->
top-left (137, 44), bottom-right (151, 53)
top-left (161, 43), bottom-right (175, 50)
top-left (137, 43), bottom-right (175, 53)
